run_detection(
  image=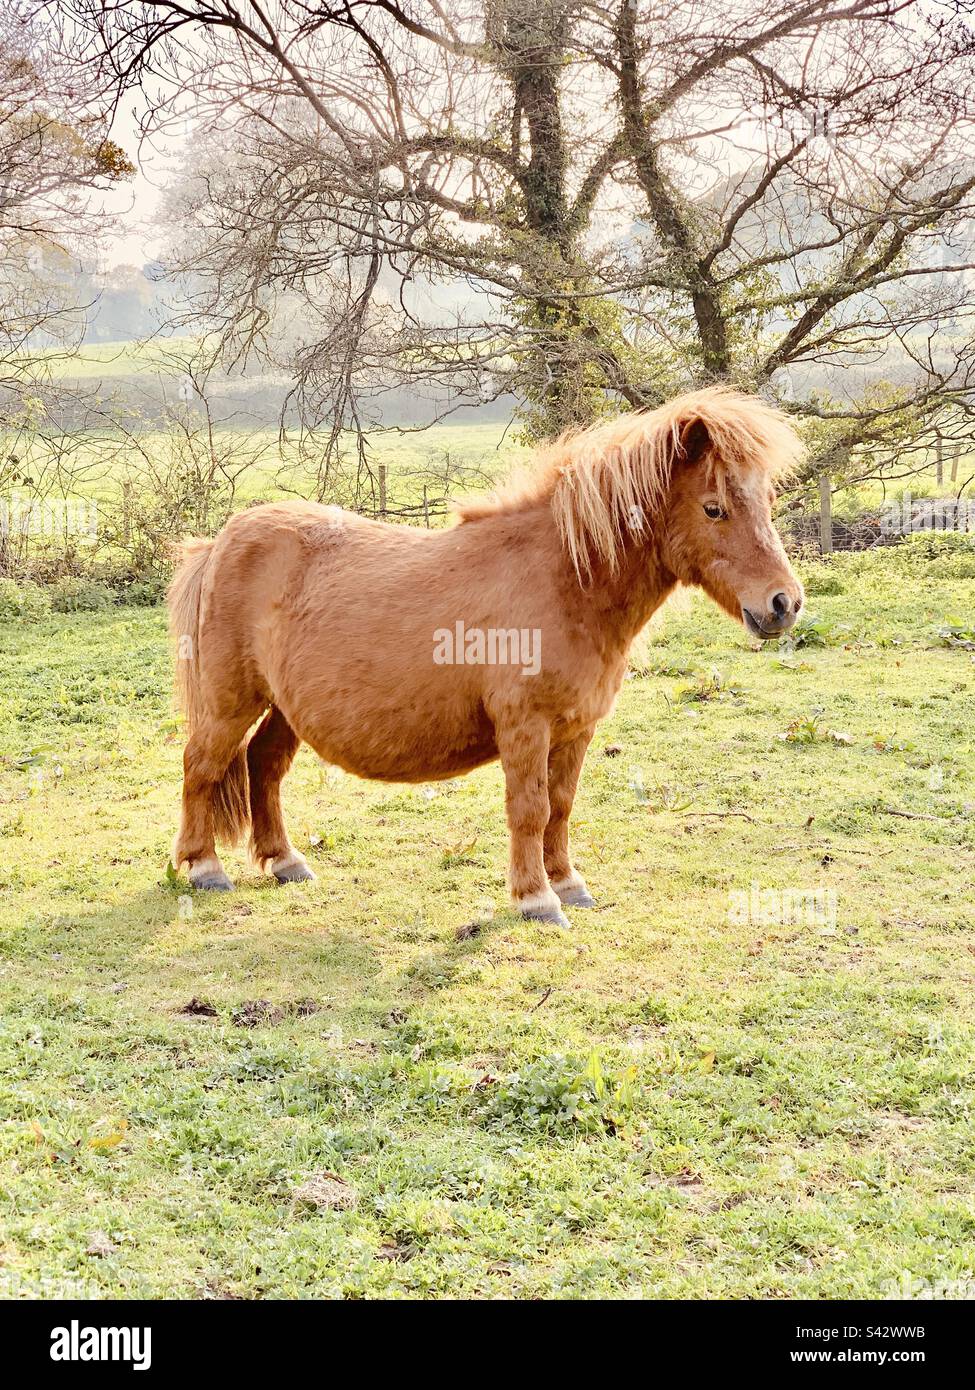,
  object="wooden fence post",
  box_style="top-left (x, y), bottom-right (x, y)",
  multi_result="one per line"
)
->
top-left (936, 438), bottom-right (943, 487)
top-left (818, 474), bottom-right (833, 554)
top-left (378, 463), bottom-right (387, 519)
top-left (122, 480), bottom-right (132, 546)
